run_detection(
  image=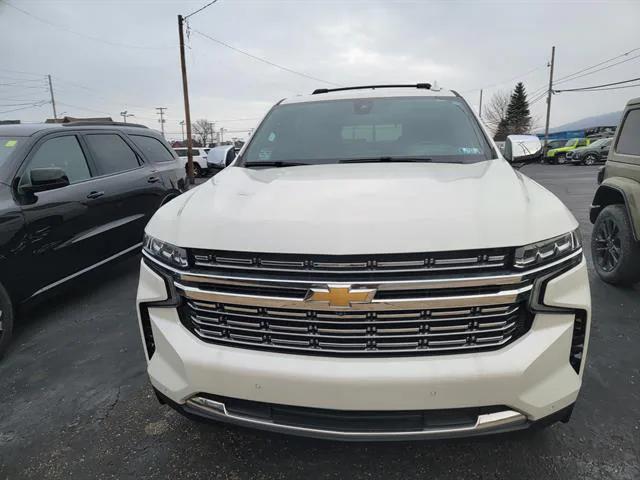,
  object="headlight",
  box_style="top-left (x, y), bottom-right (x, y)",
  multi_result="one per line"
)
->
top-left (514, 229), bottom-right (582, 268)
top-left (143, 234), bottom-right (189, 269)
